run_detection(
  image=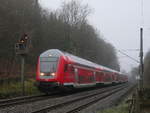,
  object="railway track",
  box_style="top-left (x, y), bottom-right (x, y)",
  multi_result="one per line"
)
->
top-left (31, 84), bottom-right (129, 113)
top-left (0, 92), bottom-right (58, 108)
top-left (66, 85), bottom-right (128, 113)
top-left (0, 87), bottom-right (102, 109)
